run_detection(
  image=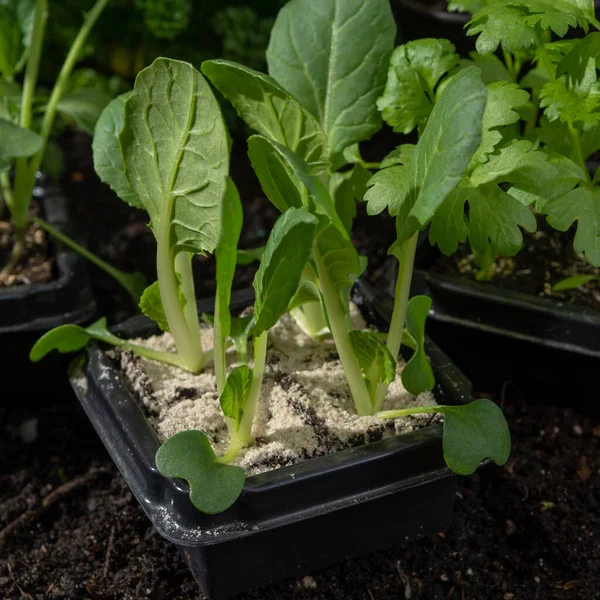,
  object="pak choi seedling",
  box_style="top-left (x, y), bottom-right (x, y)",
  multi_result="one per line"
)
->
top-left (31, 0), bottom-right (511, 515)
